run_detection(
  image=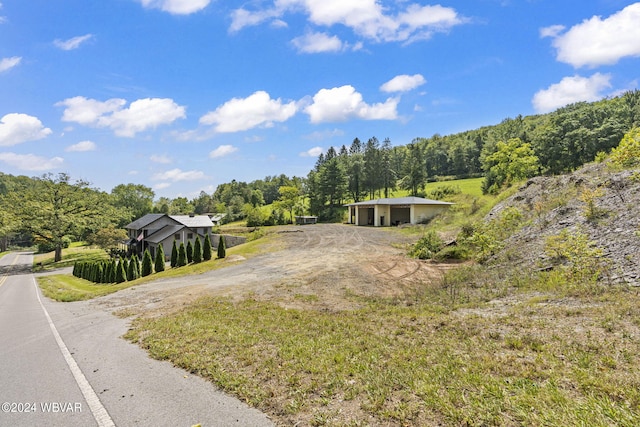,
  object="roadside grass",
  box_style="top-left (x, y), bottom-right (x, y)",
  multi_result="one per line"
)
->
top-left (32, 243), bottom-right (108, 272)
top-left (37, 274), bottom-right (137, 302)
top-left (126, 275), bottom-right (640, 426)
